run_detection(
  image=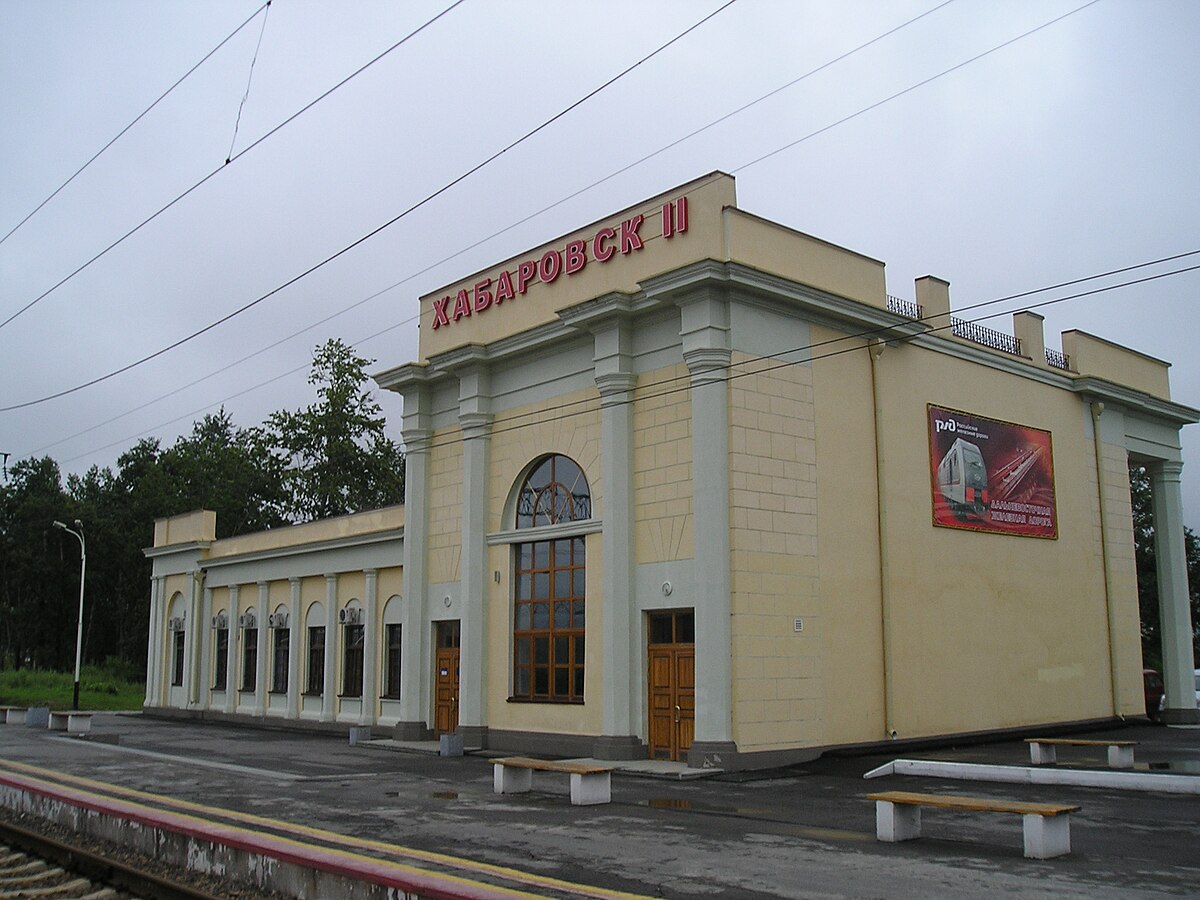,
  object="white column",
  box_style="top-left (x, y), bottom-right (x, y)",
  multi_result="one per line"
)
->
top-left (322, 573), bottom-right (338, 722)
top-left (144, 577), bottom-right (163, 707)
top-left (195, 581), bottom-right (211, 708)
top-left (255, 582), bottom-right (269, 716)
top-left (182, 574), bottom-right (198, 706)
top-left (680, 291), bottom-right (736, 764)
top-left (224, 584), bottom-right (239, 714)
top-left (458, 363), bottom-right (492, 745)
top-left (360, 569), bottom-right (379, 725)
top-left (288, 577), bottom-right (302, 719)
top-left (1150, 460), bottom-right (1200, 723)
top-left (594, 318), bottom-right (640, 758)
top-left (398, 382), bottom-right (432, 739)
